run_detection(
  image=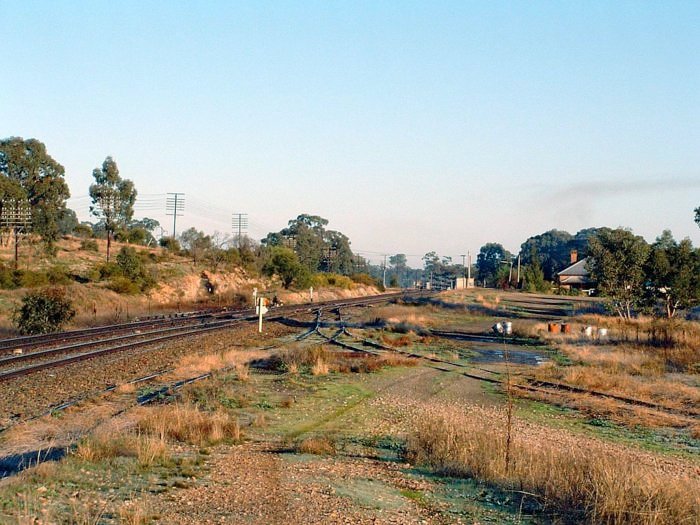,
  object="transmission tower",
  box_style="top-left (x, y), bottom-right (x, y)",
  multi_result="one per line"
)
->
top-left (232, 213), bottom-right (248, 248)
top-left (166, 193), bottom-right (185, 238)
top-left (0, 199), bottom-right (32, 268)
